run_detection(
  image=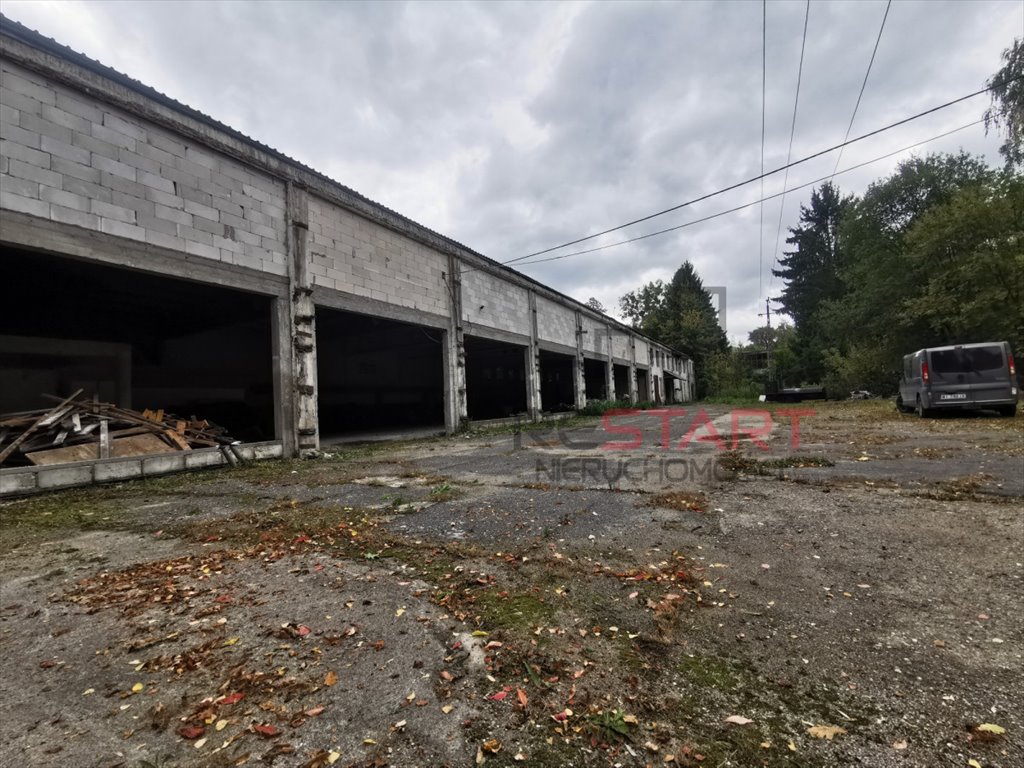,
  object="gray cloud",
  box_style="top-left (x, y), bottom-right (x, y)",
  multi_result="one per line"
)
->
top-left (5, 0), bottom-right (1019, 342)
